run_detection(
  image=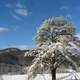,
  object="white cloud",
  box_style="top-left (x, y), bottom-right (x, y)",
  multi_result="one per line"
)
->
top-left (0, 27), bottom-right (9, 32)
top-left (14, 3), bottom-right (28, 16)
top-left (60, 6), bottom-right (69, 10)
top-left (15, 8), bottom-right (28, 16)
top-left (5, 3), bottom-right (29, 20)
top-left (17, 45), bottom-right (28, 50)
top-left (11, 13), bottom-right (22, 20)
top-left (15, 3), bottom-right (26, 9)
top-left (8, 45), bottom-right (29, 50)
